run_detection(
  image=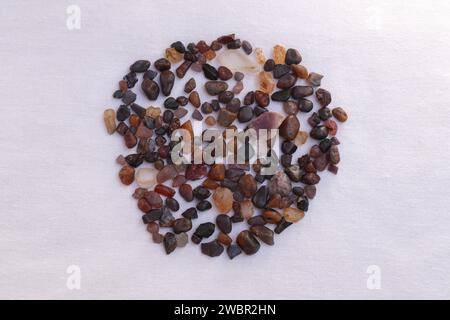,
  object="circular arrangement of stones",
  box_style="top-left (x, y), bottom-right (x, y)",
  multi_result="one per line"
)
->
top-left (103, 34), bottom-right (348, 259)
